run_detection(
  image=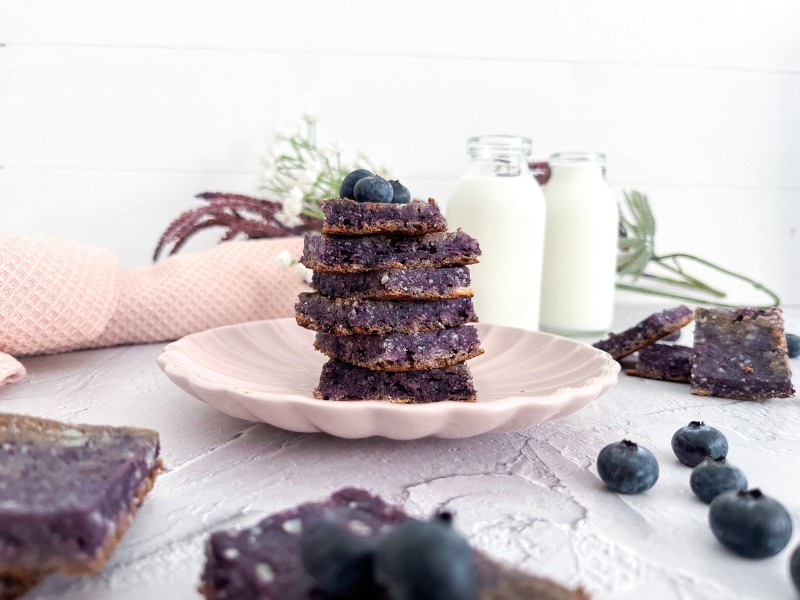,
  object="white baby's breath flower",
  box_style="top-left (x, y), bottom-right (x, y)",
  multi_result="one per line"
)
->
top-left (275, 187), bottom-right (305, 227)
top-left (296, 170), bottom-right (316, 187)
top-left (318, 142), bottom-right (336, 160)
top-left (255, 115), bottom-right (384, 220)
top-left (296, 179), bottom-right (313, 194)
top-left (275, 210), bottom-right (303, 228)
top-left (294, 262), bottom-right (313, 284)
top-left (305, 159), bottom-right (323, 179)
top-left (276, 249), bottom-right (293, 268)
top-left (286, 186), bottom-right (304, 205)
